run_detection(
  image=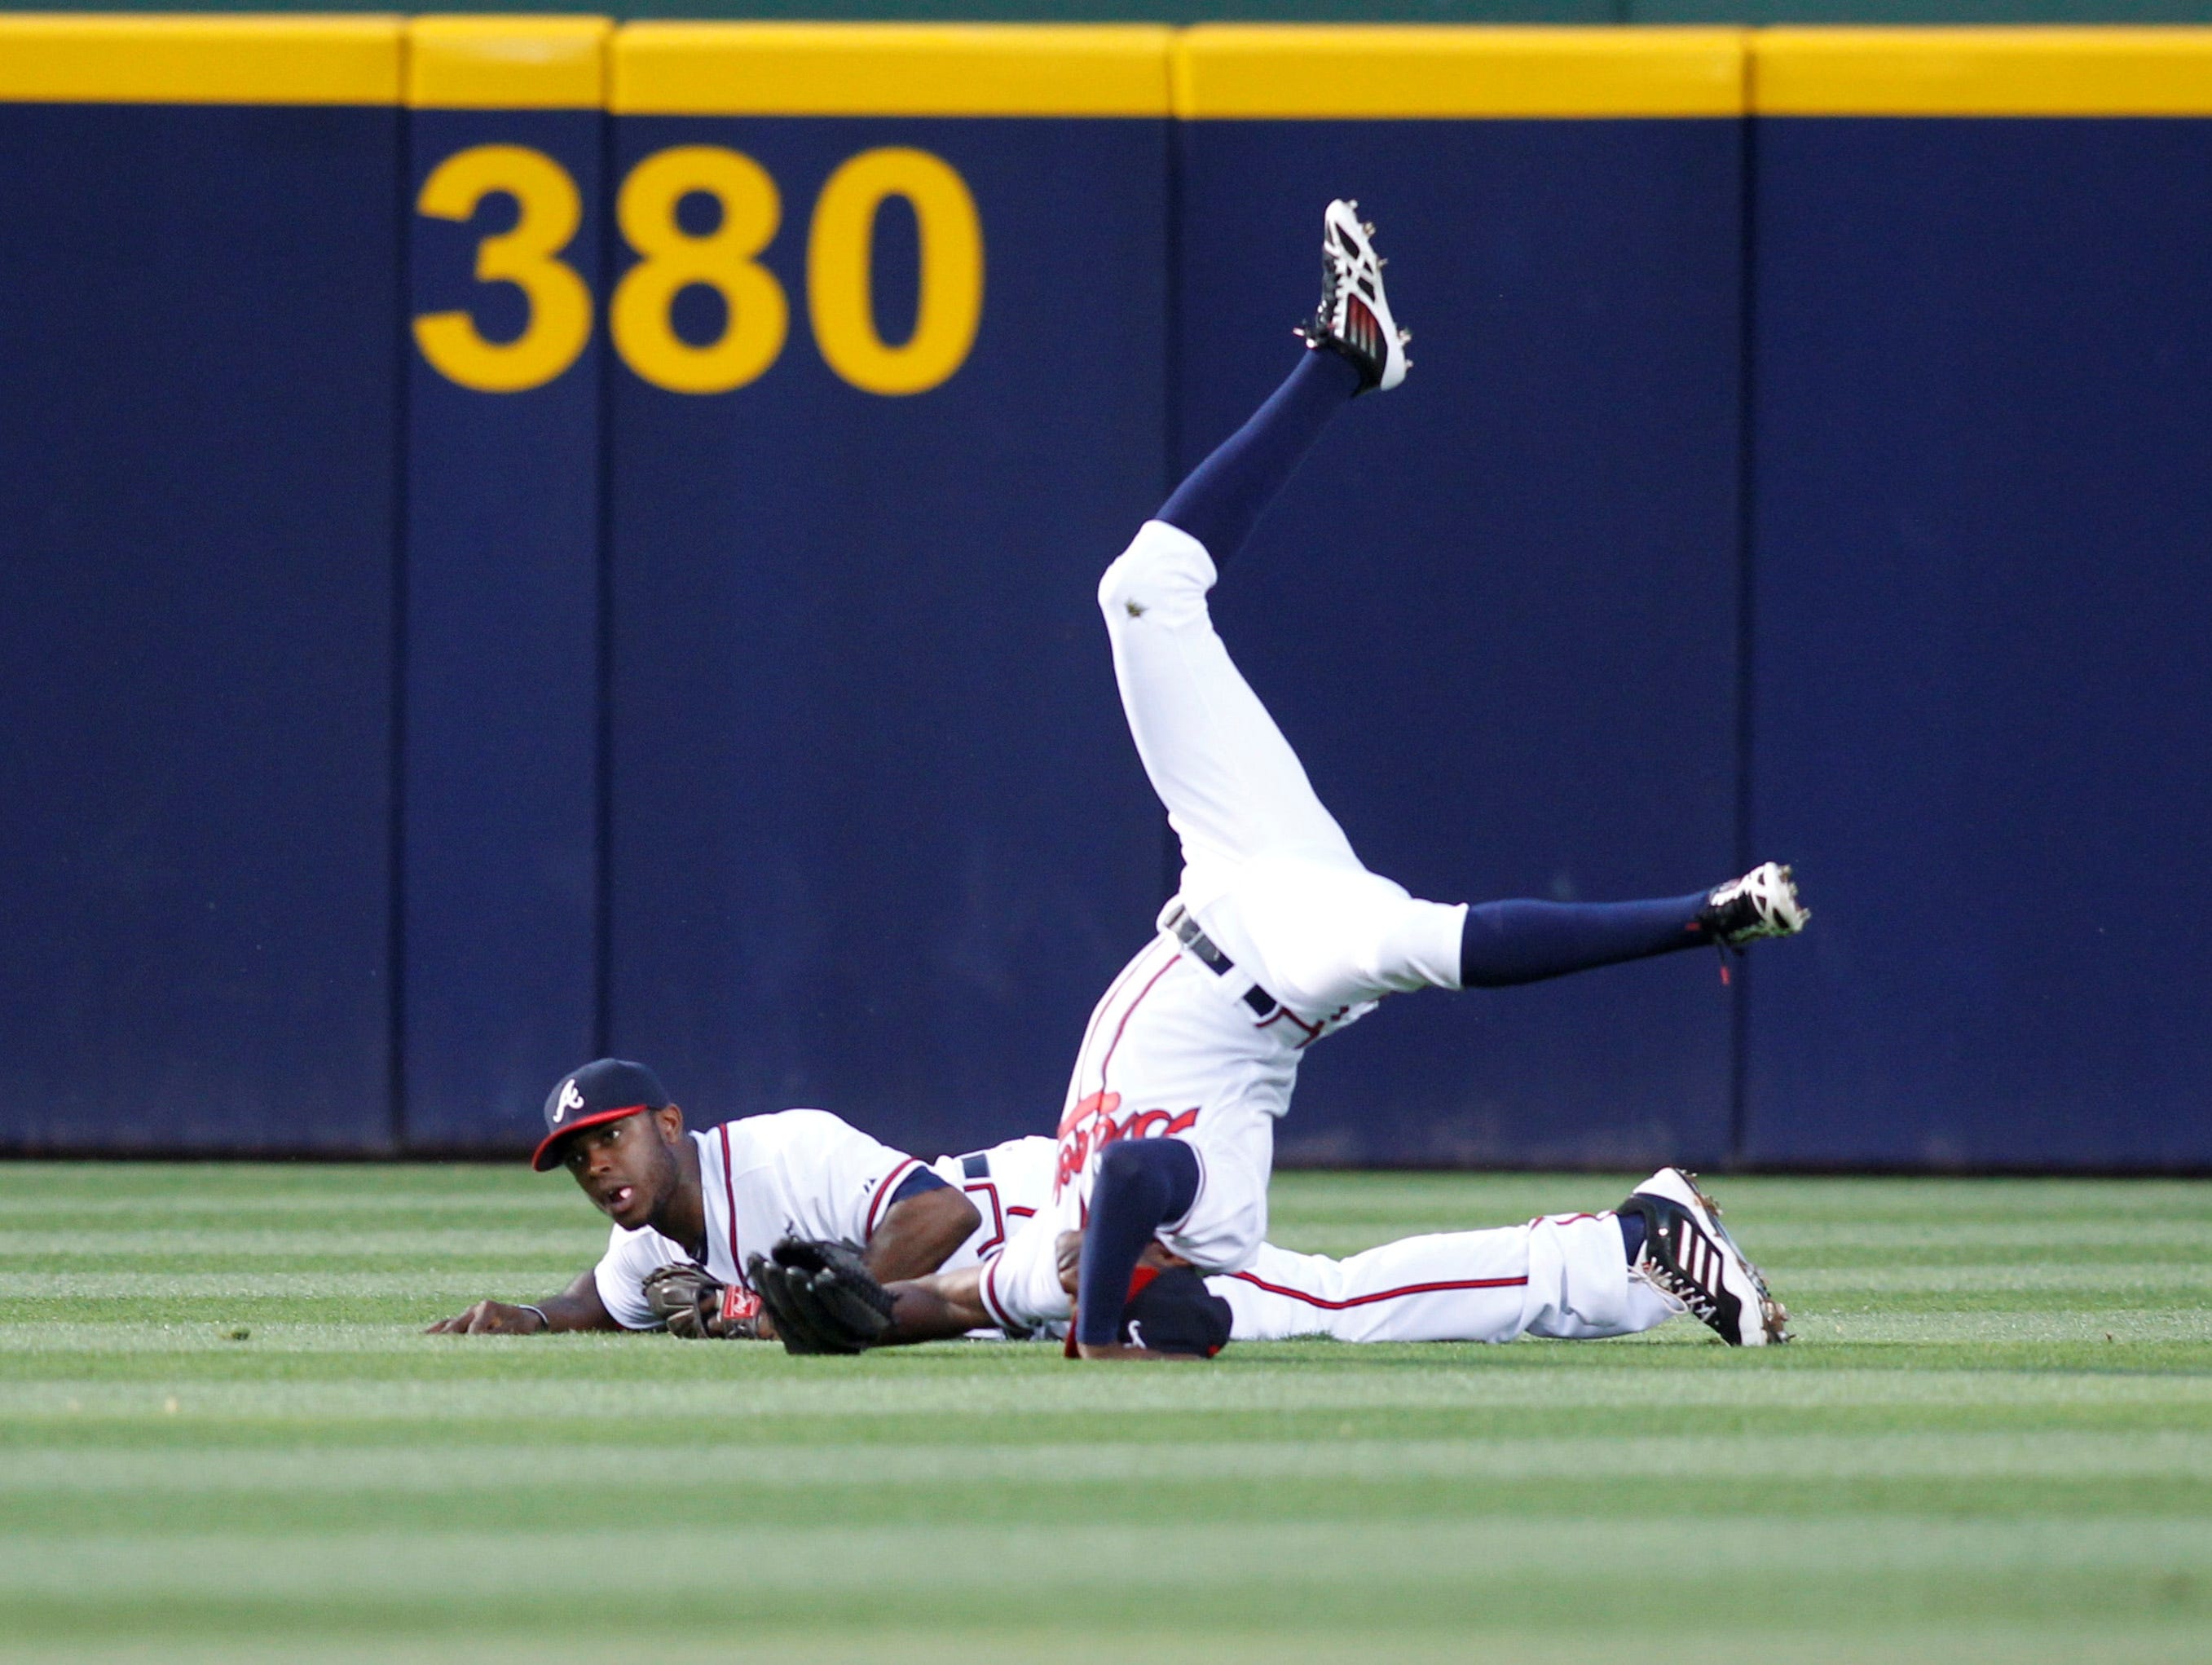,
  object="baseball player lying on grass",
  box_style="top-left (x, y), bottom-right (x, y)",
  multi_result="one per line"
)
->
top-left (429, 1059), bottom-right (1765, 1353)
